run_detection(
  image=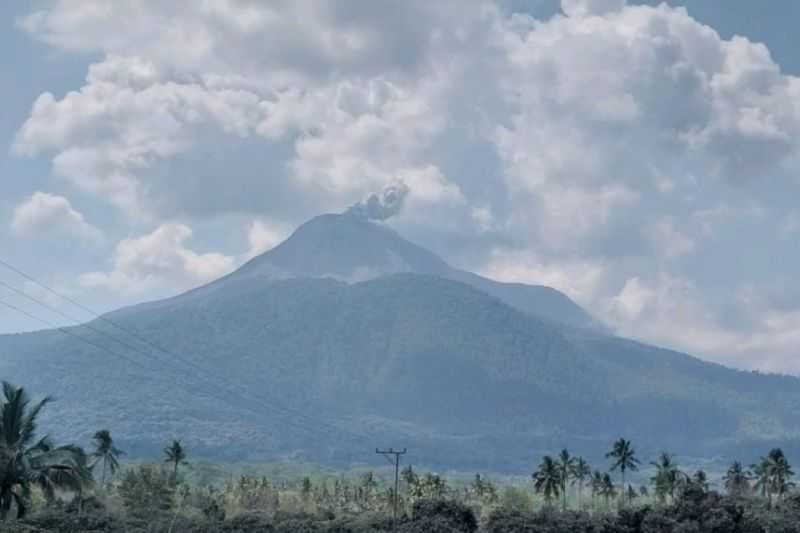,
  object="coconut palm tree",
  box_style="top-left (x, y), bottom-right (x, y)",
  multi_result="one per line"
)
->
top-left (591, 470), bottom-right (604, 511)
top-left (723, 461), bottom-right (751, 498)
top-left (556, 449), bottom-right (576, 510)
top-left (163, 440), bottom-right (189, 481)
top-left (606, 438), bottom-right (639, 505)
top-left (650, 452), bottom-right (685, 504)
top-left (573, 457), bottom-right (592, 511)
top-left (626, 485), bottom-right (638, 503)
top-left (91, 429), bottom-right (124, 487)
top-left (751, 457), bottom-right (772, 504)
top-left (532, 455), bottom-right (562, 508)
top-left (601, 473), bottom-right (616, 509)
top-left (766, 448), bottom-right (794, 502)
top-left (0, 382), bottom-right (91, 520)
